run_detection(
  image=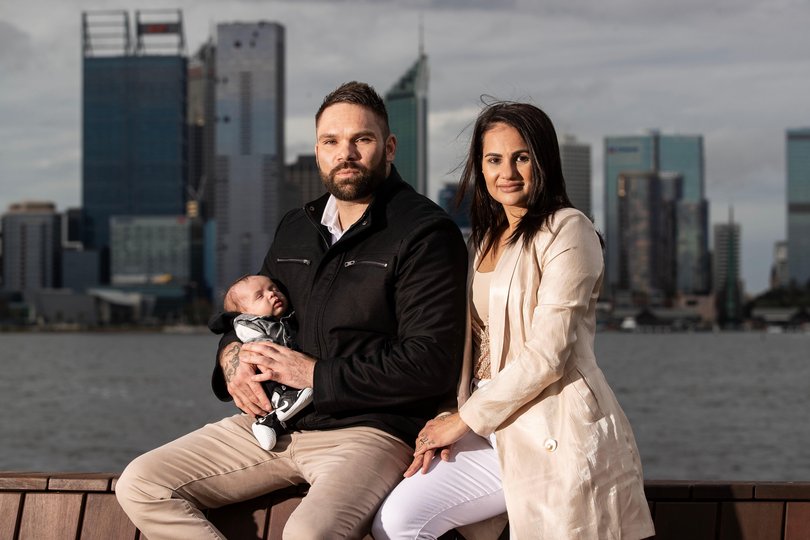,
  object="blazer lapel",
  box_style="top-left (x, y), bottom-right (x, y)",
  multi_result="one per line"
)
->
top-left (457, 246), bottom-right (480, 406)
top-left (487, 242), bottom-right (522, 377)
